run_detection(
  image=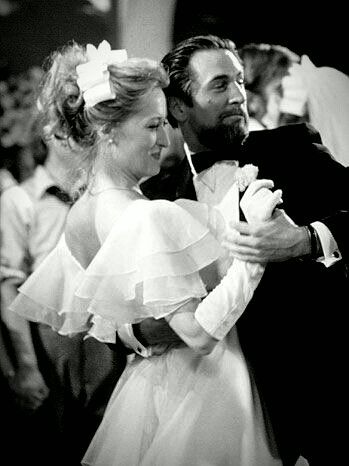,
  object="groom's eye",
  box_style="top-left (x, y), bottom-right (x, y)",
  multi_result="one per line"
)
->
top-left (211, 78), bottom-right (228, 91)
